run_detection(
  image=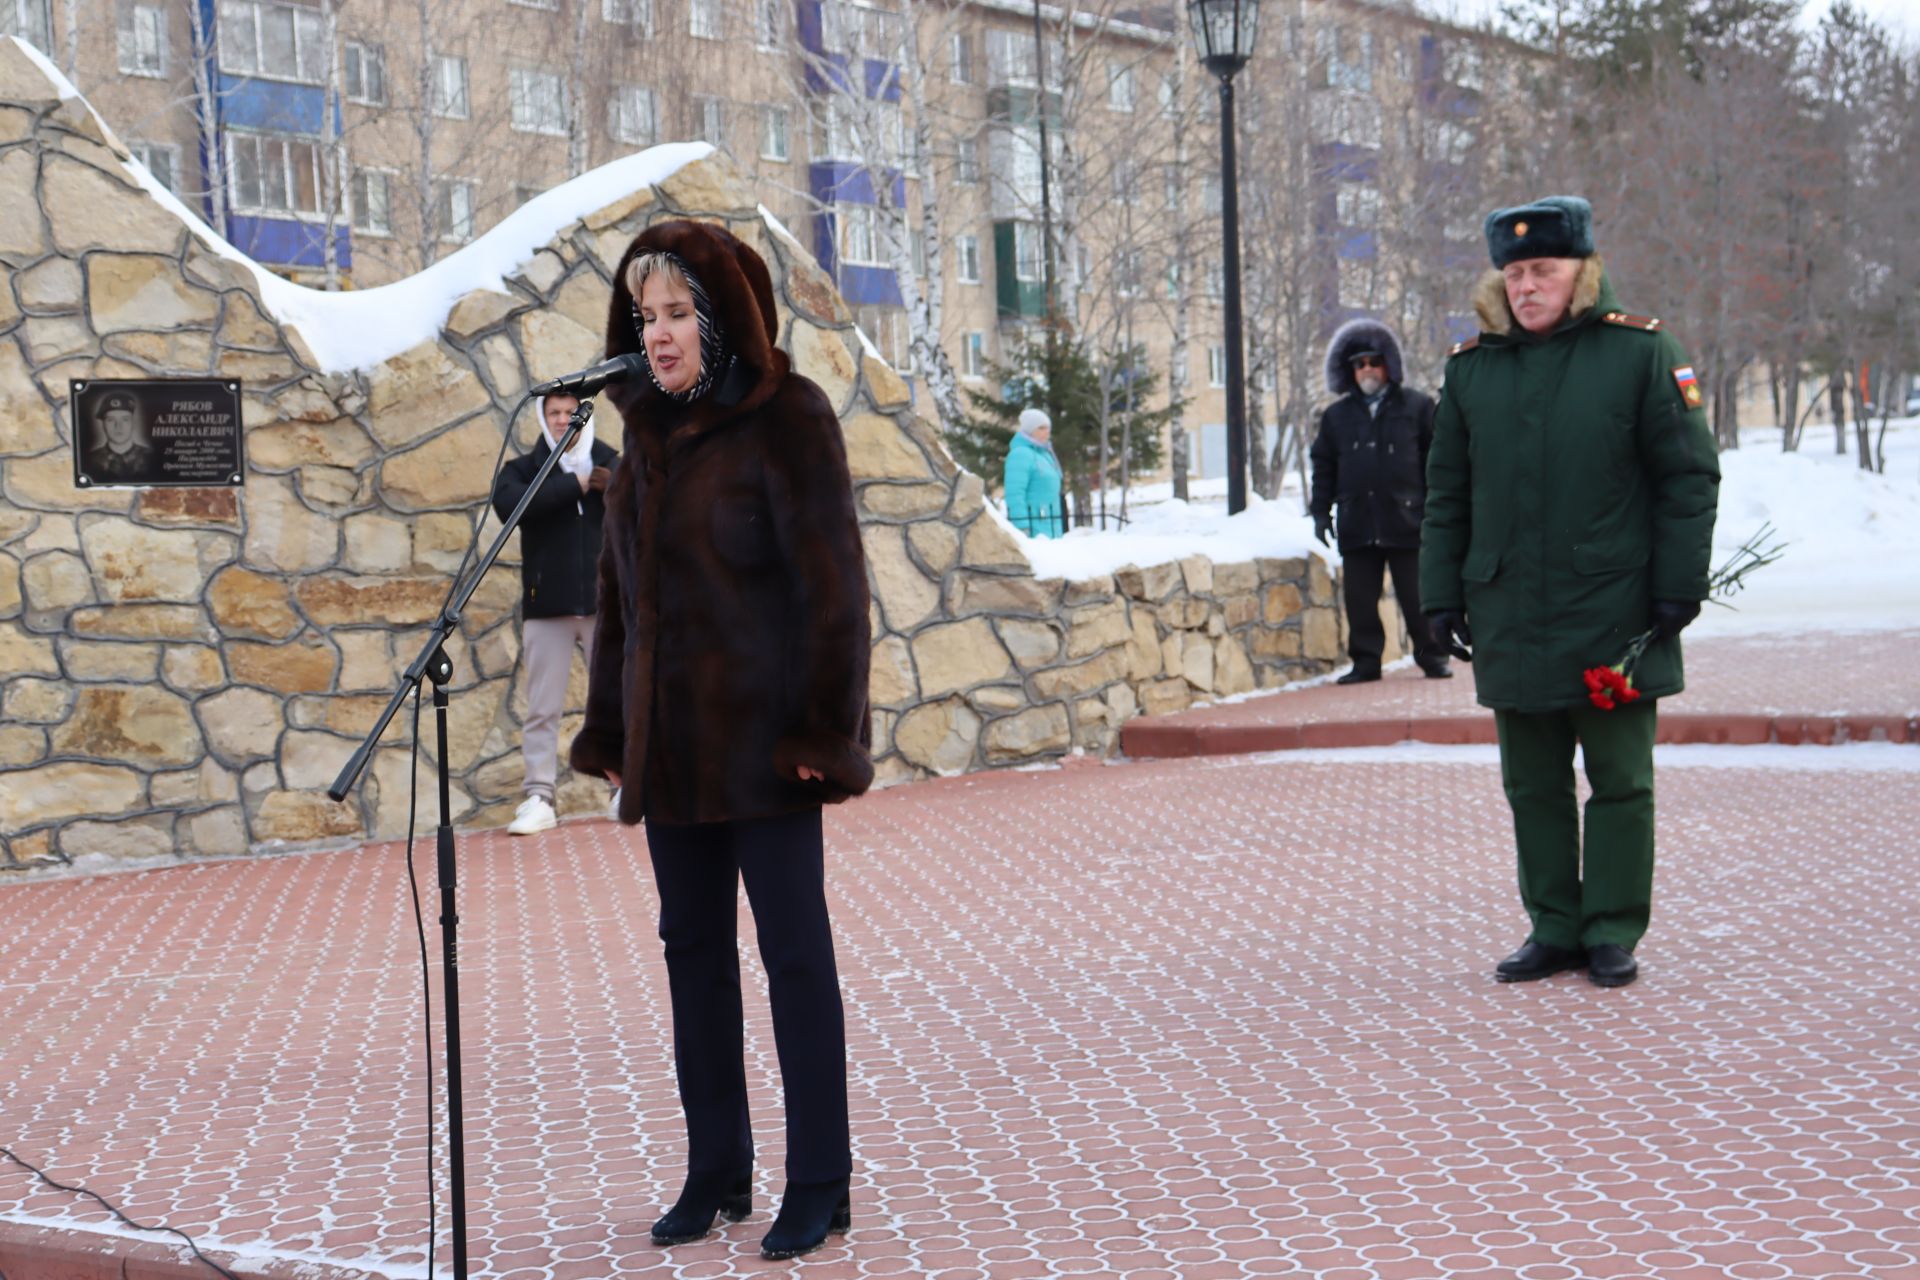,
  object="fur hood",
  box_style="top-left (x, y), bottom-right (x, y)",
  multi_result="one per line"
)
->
top-left (1472, 255), bottom-right (1607, 336)
top-left (1324, 318), bottom-right (1405, 395)
top-left (600, 219), bottom-right (789, 446)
